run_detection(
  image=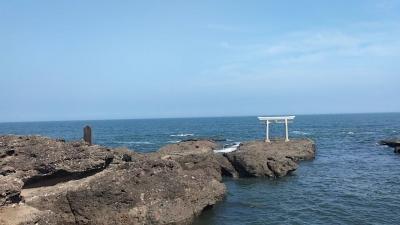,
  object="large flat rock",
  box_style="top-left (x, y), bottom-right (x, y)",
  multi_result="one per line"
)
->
top-left (0, 135), bottom-right (114, 185)
top-left (18, 159), bottom-right (225, 225)
top-left (225, 139), bottom-right (316, 178)
top-left (0, 136), bottom-right (226, 225)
